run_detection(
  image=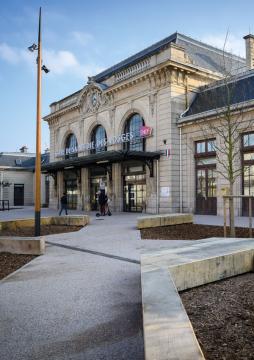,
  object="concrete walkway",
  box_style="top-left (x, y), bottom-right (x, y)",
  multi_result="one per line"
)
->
top-left (0, 211), bottom-right (194, 360)
top-left (0, 208), bottom-right (253, 359)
